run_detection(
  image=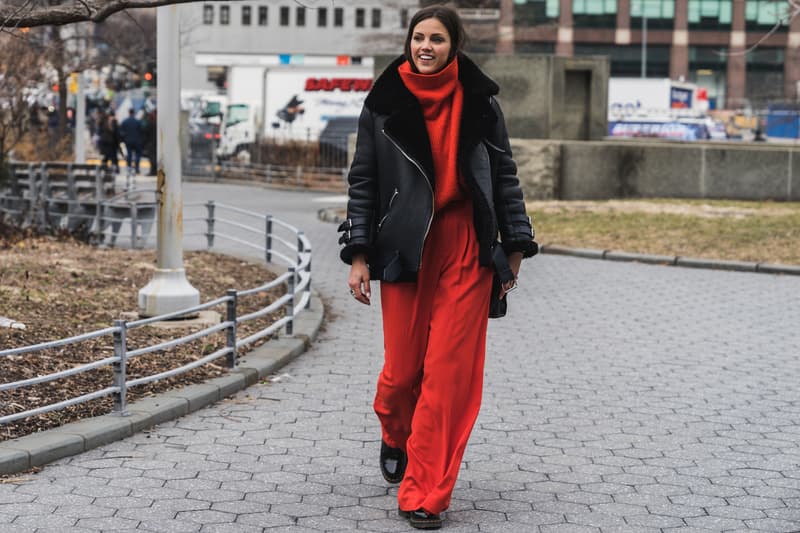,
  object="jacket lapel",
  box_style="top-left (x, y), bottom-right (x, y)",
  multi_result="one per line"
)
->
top-left (383, 105), bottom-right (436, 187)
